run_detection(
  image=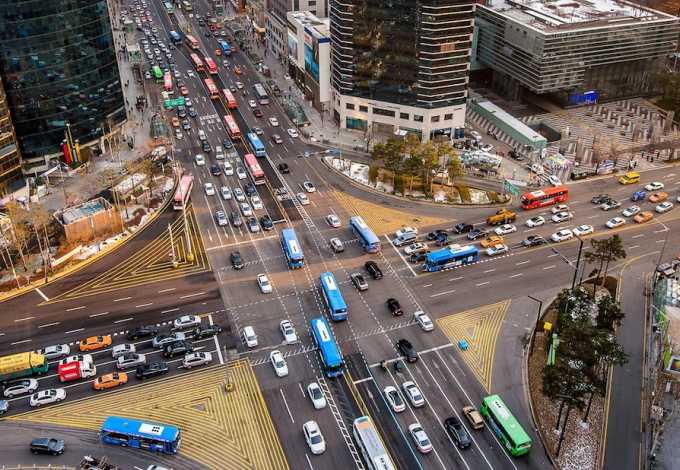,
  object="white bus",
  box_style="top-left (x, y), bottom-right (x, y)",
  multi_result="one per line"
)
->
top-left (353, 416), bottom-right (396, 470)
